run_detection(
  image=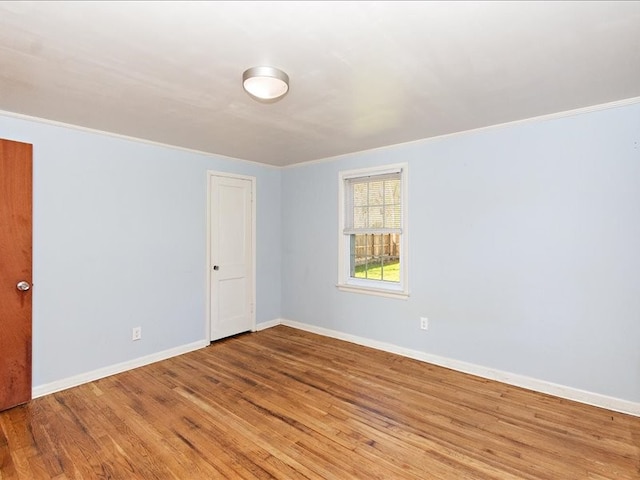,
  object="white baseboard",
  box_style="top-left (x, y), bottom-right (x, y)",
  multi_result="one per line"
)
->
top-left (255, 318), bottom-right (283, 331)
top-left (266, 319), bottom-right (640, 417)
top-left (32, 340), bottom-right (209, 398)
top-left (33, 318), bottom-right (640, 418)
